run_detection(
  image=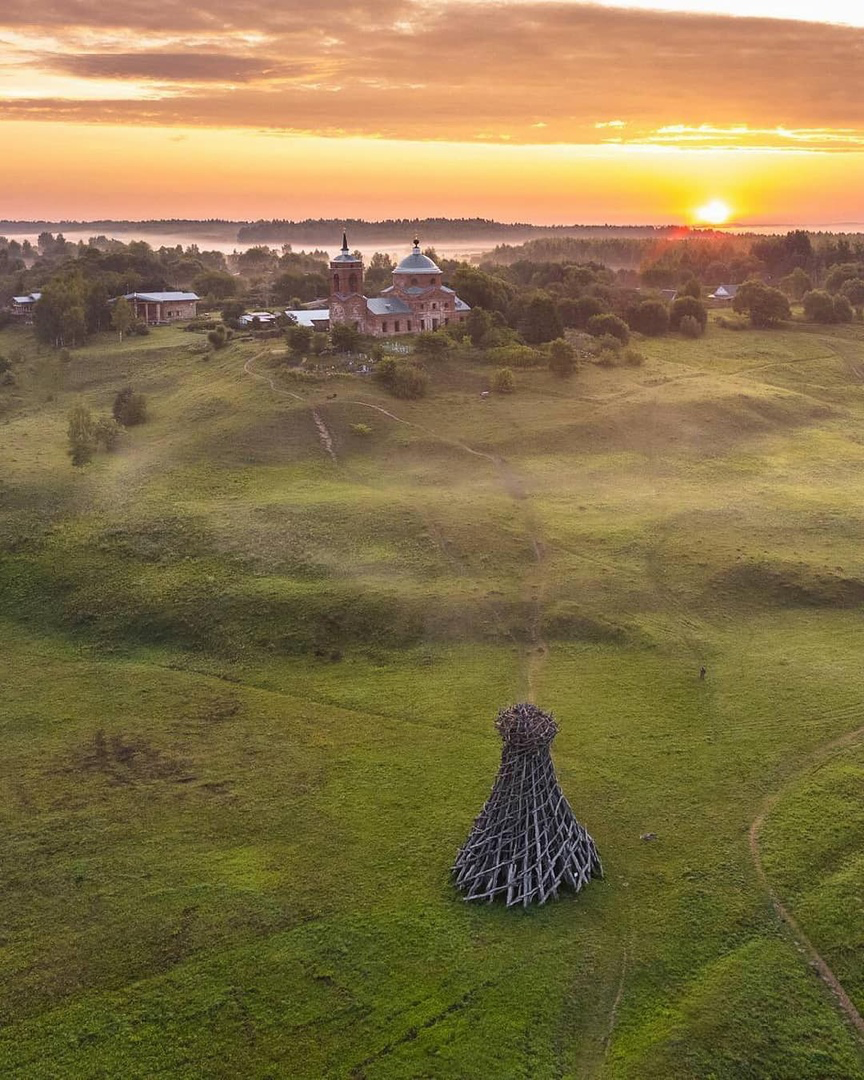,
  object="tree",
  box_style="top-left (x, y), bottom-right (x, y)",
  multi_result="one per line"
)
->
top-left (548, 338), bottom-right (576, 377)
top-left (491, 367), bottom-right (515, 393)
top-left (825, 263), bottom-right (864, 294)
top-left (678, 277), bottom-right (701, 299)
top-left (833, 294), bottom-right (854, 323)
top-left (779, 267), bottom-right (812, 301)
top-left (208, 326), bottom-right (229, 349)
top-left (732, 282), bottom-right (790, 327)
top-left (840, 278), bottom-right (864, 314)
top-left (112, 387), bottom-right (147, 426)
top-left (34, 274), bottom-right (89, 348)
top-left (669, 296), bottom-right (708, 332)
top-left (586, 313), bottom-right (629, 344)
top-left (286, 324), bottom-right (313, 354)
top-left (67, 404), bottom-right (96, 466)
top-left (802, 289), bottom-right (837, 324)
top-left (110, 297), bottom-right (135, 341)
top-left (518, 292), bottom-right (563, 344)
top-left (630, 299), bottom-right (669, 337)
top-left (193, 270), bottom-right (238, 299)
top-left (679, 315), bottom-right (703, 339)
top-left (331, 323), bottom-right (361, 352)
top-left (373, 358), bottom-right (429, 399)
